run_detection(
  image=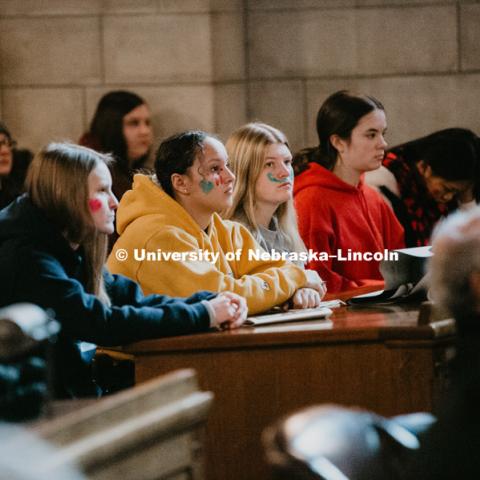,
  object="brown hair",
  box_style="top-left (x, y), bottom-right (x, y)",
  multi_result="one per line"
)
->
top-left (293, 90), bottom-right (384, 175)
